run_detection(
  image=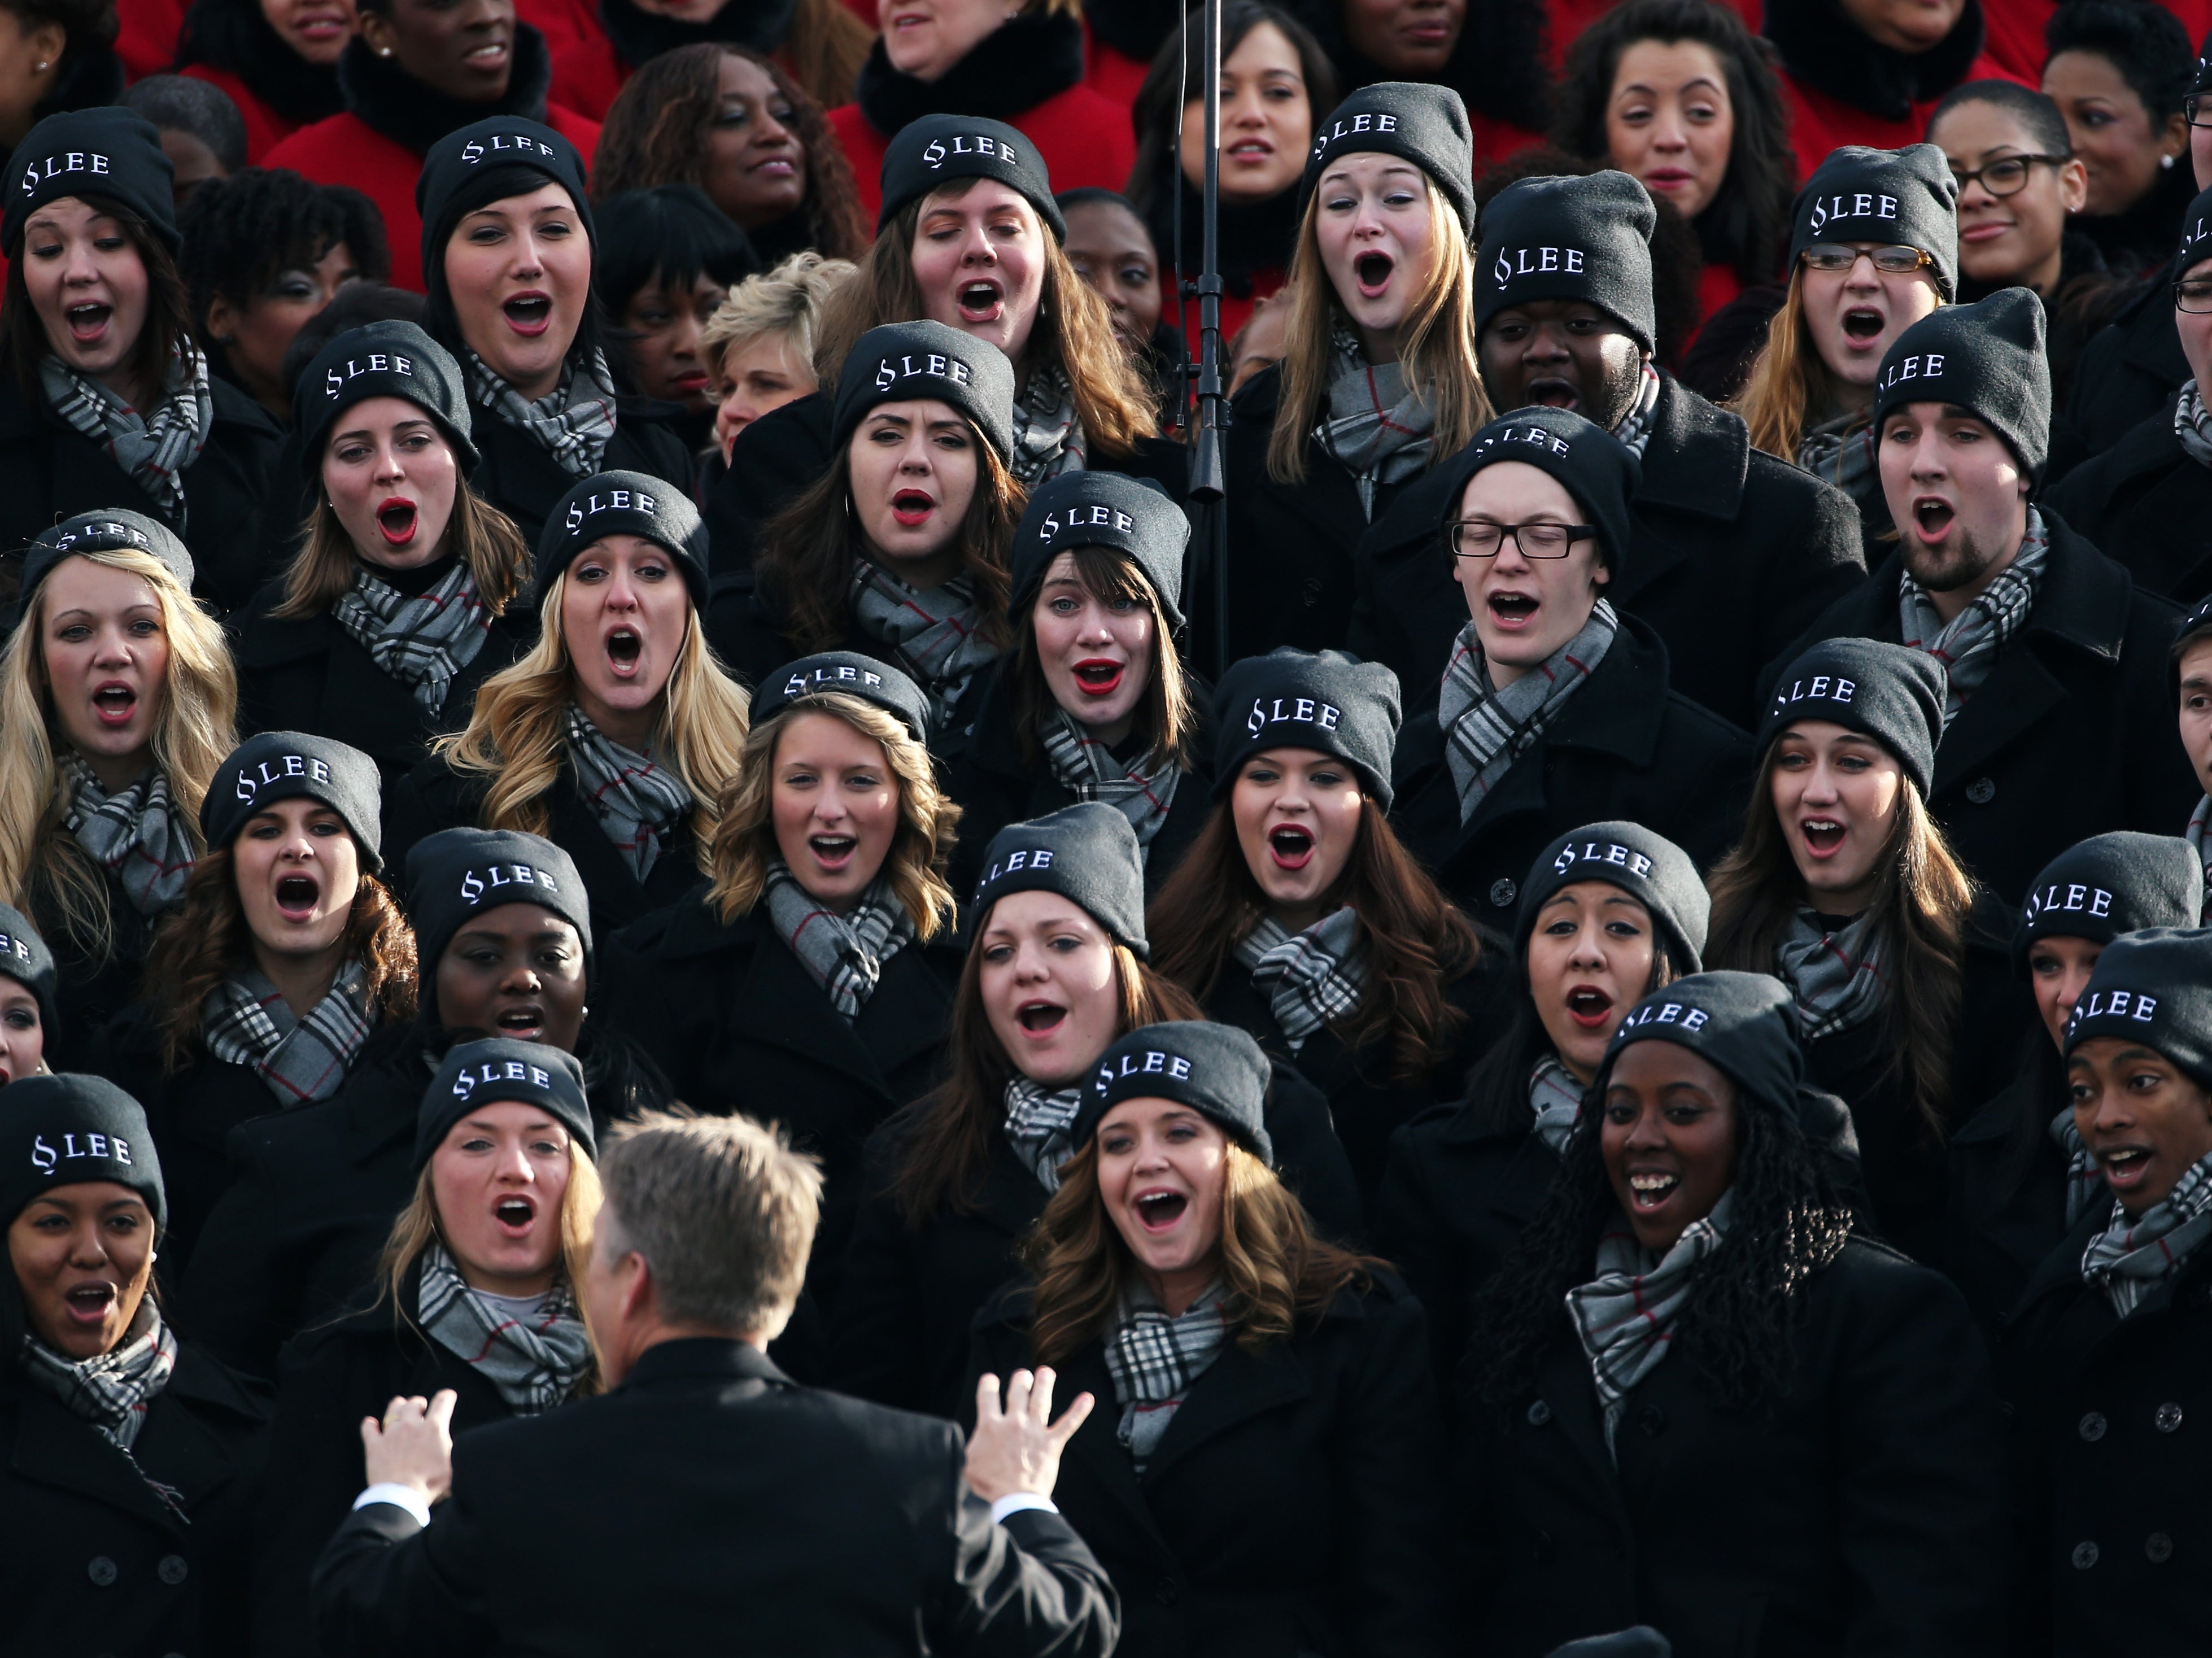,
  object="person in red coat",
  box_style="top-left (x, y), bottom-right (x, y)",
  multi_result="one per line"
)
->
top-left (174, 0), bottom-right (351, 162)
top-left (548, 0), bottom-right (869, 120)
top-left (261, 0), bottom-right (600, 292)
